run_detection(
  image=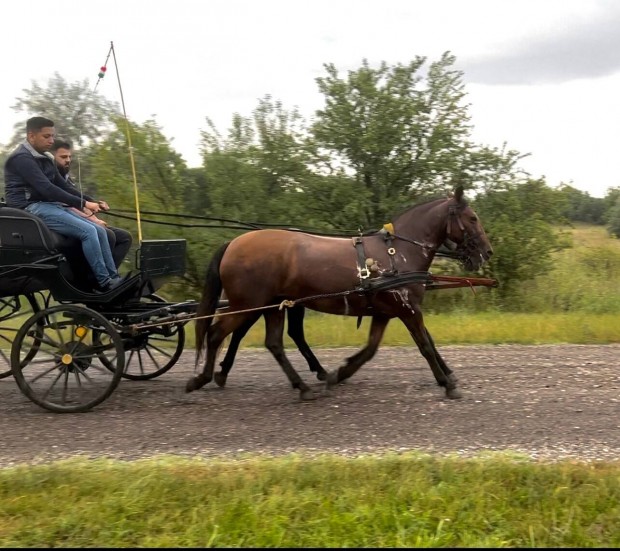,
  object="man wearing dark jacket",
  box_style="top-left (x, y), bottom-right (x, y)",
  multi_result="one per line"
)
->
top-left (51, 139), bottom-right (133, 268)
top-left (3, 116), bottom-right (122, 291)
